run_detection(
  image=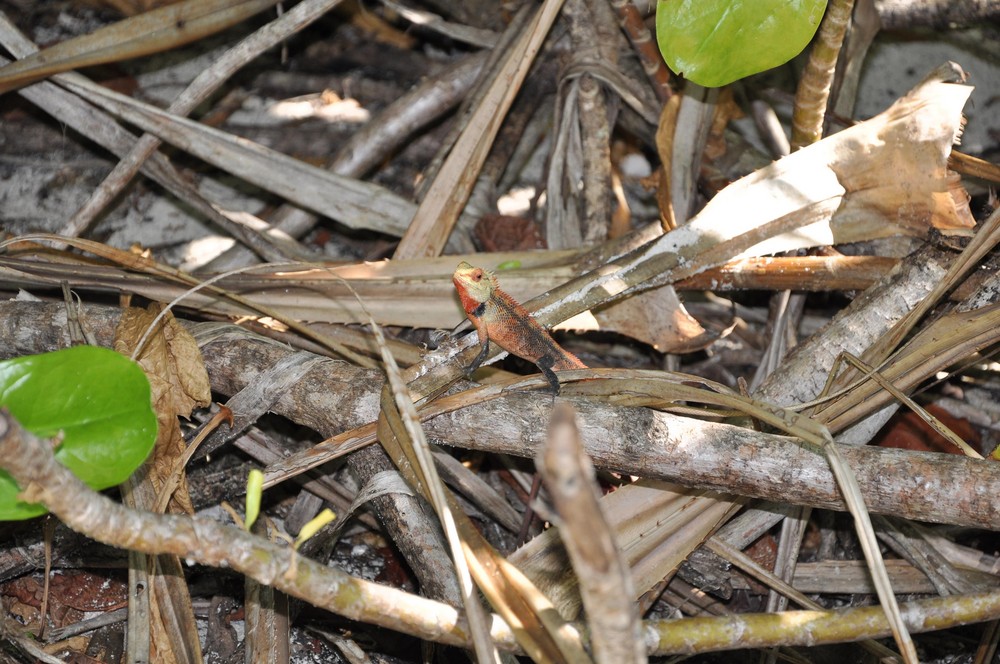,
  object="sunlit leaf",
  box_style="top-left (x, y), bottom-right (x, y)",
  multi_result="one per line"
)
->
top-left (656, 0), bottom-right (827, 87)
top-left (0, 346), bottom-right (157, 520)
